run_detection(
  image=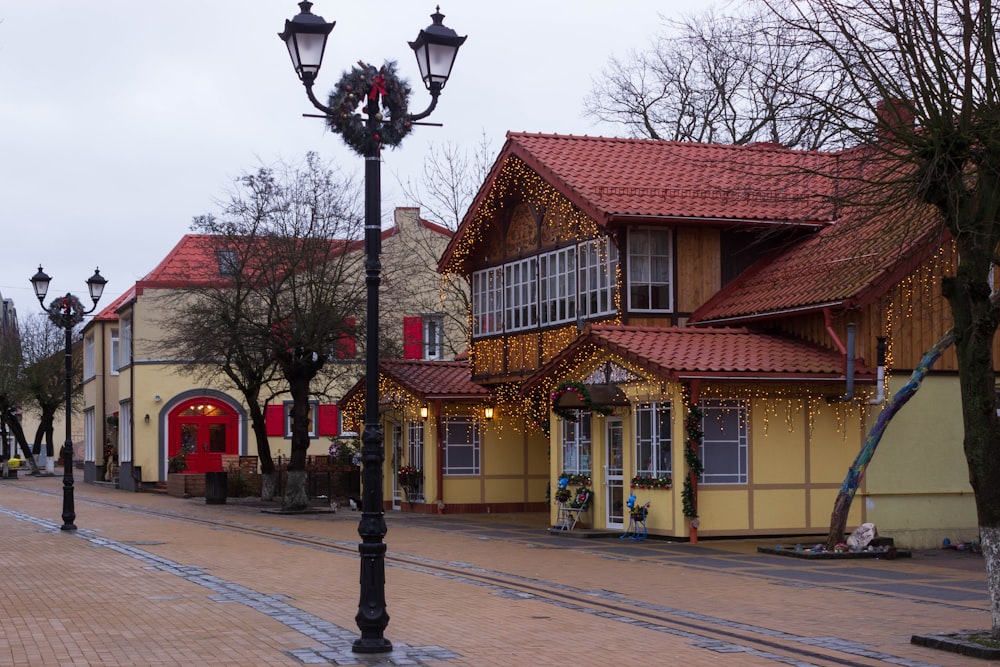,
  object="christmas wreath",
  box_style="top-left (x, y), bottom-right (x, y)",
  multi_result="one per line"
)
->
top-left (551, 380), bottom-right (613, 421)
top-left (326, 60), bottom-right (413, 156)
top-left (47, 295), bottom-right (85, 328)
